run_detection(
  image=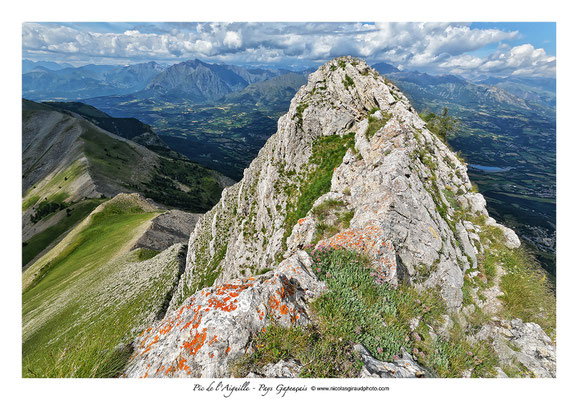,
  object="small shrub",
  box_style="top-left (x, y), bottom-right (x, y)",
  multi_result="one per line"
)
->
top-left (31, 201), bottom-right (69, 223)
top-left (311, 200), bottom-right (354, 244)
top-left (312, 199), bottom-right (346, 220)
top-left (420, 107), bottom-right (457, 144)
top-left (365, 112), bottom-right (391, 141)
top-left (294, 102), bottom-right (309, 128)
top-left (343, 74), bottom-right (355, 89)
